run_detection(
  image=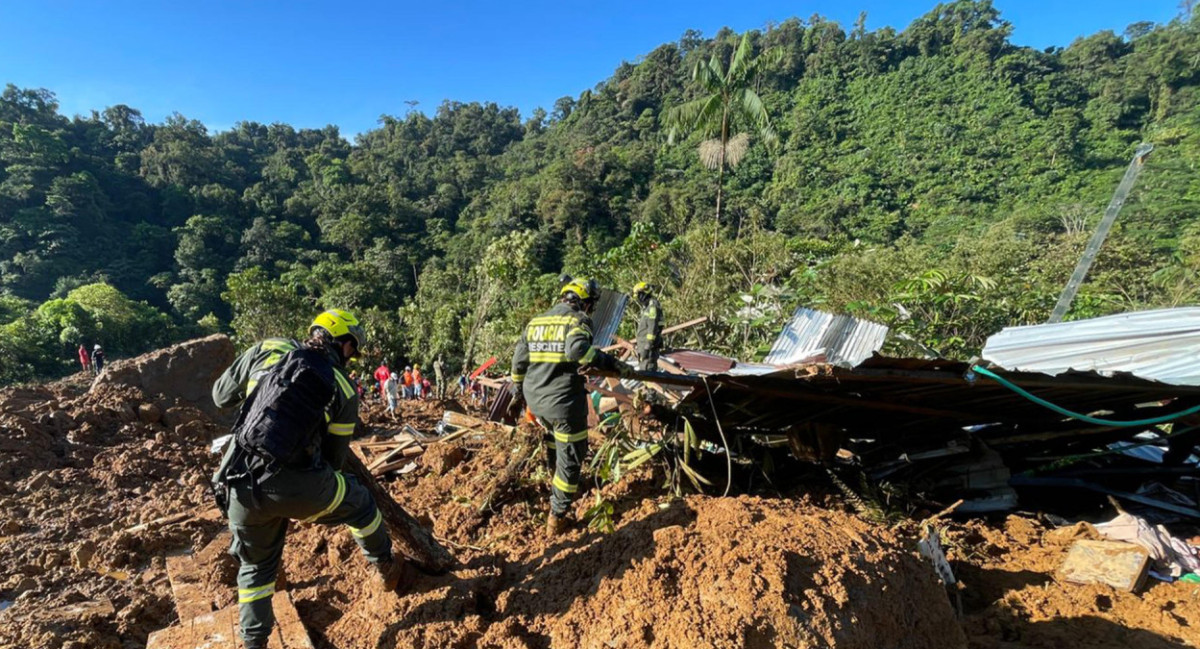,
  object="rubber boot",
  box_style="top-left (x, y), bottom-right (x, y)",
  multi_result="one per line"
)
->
top-left (546, 513), bottom-right (570, 538)
top-left (373, 558), bottom-right (410, 593)
top-left (242, 637), bottom-right (268, 649)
